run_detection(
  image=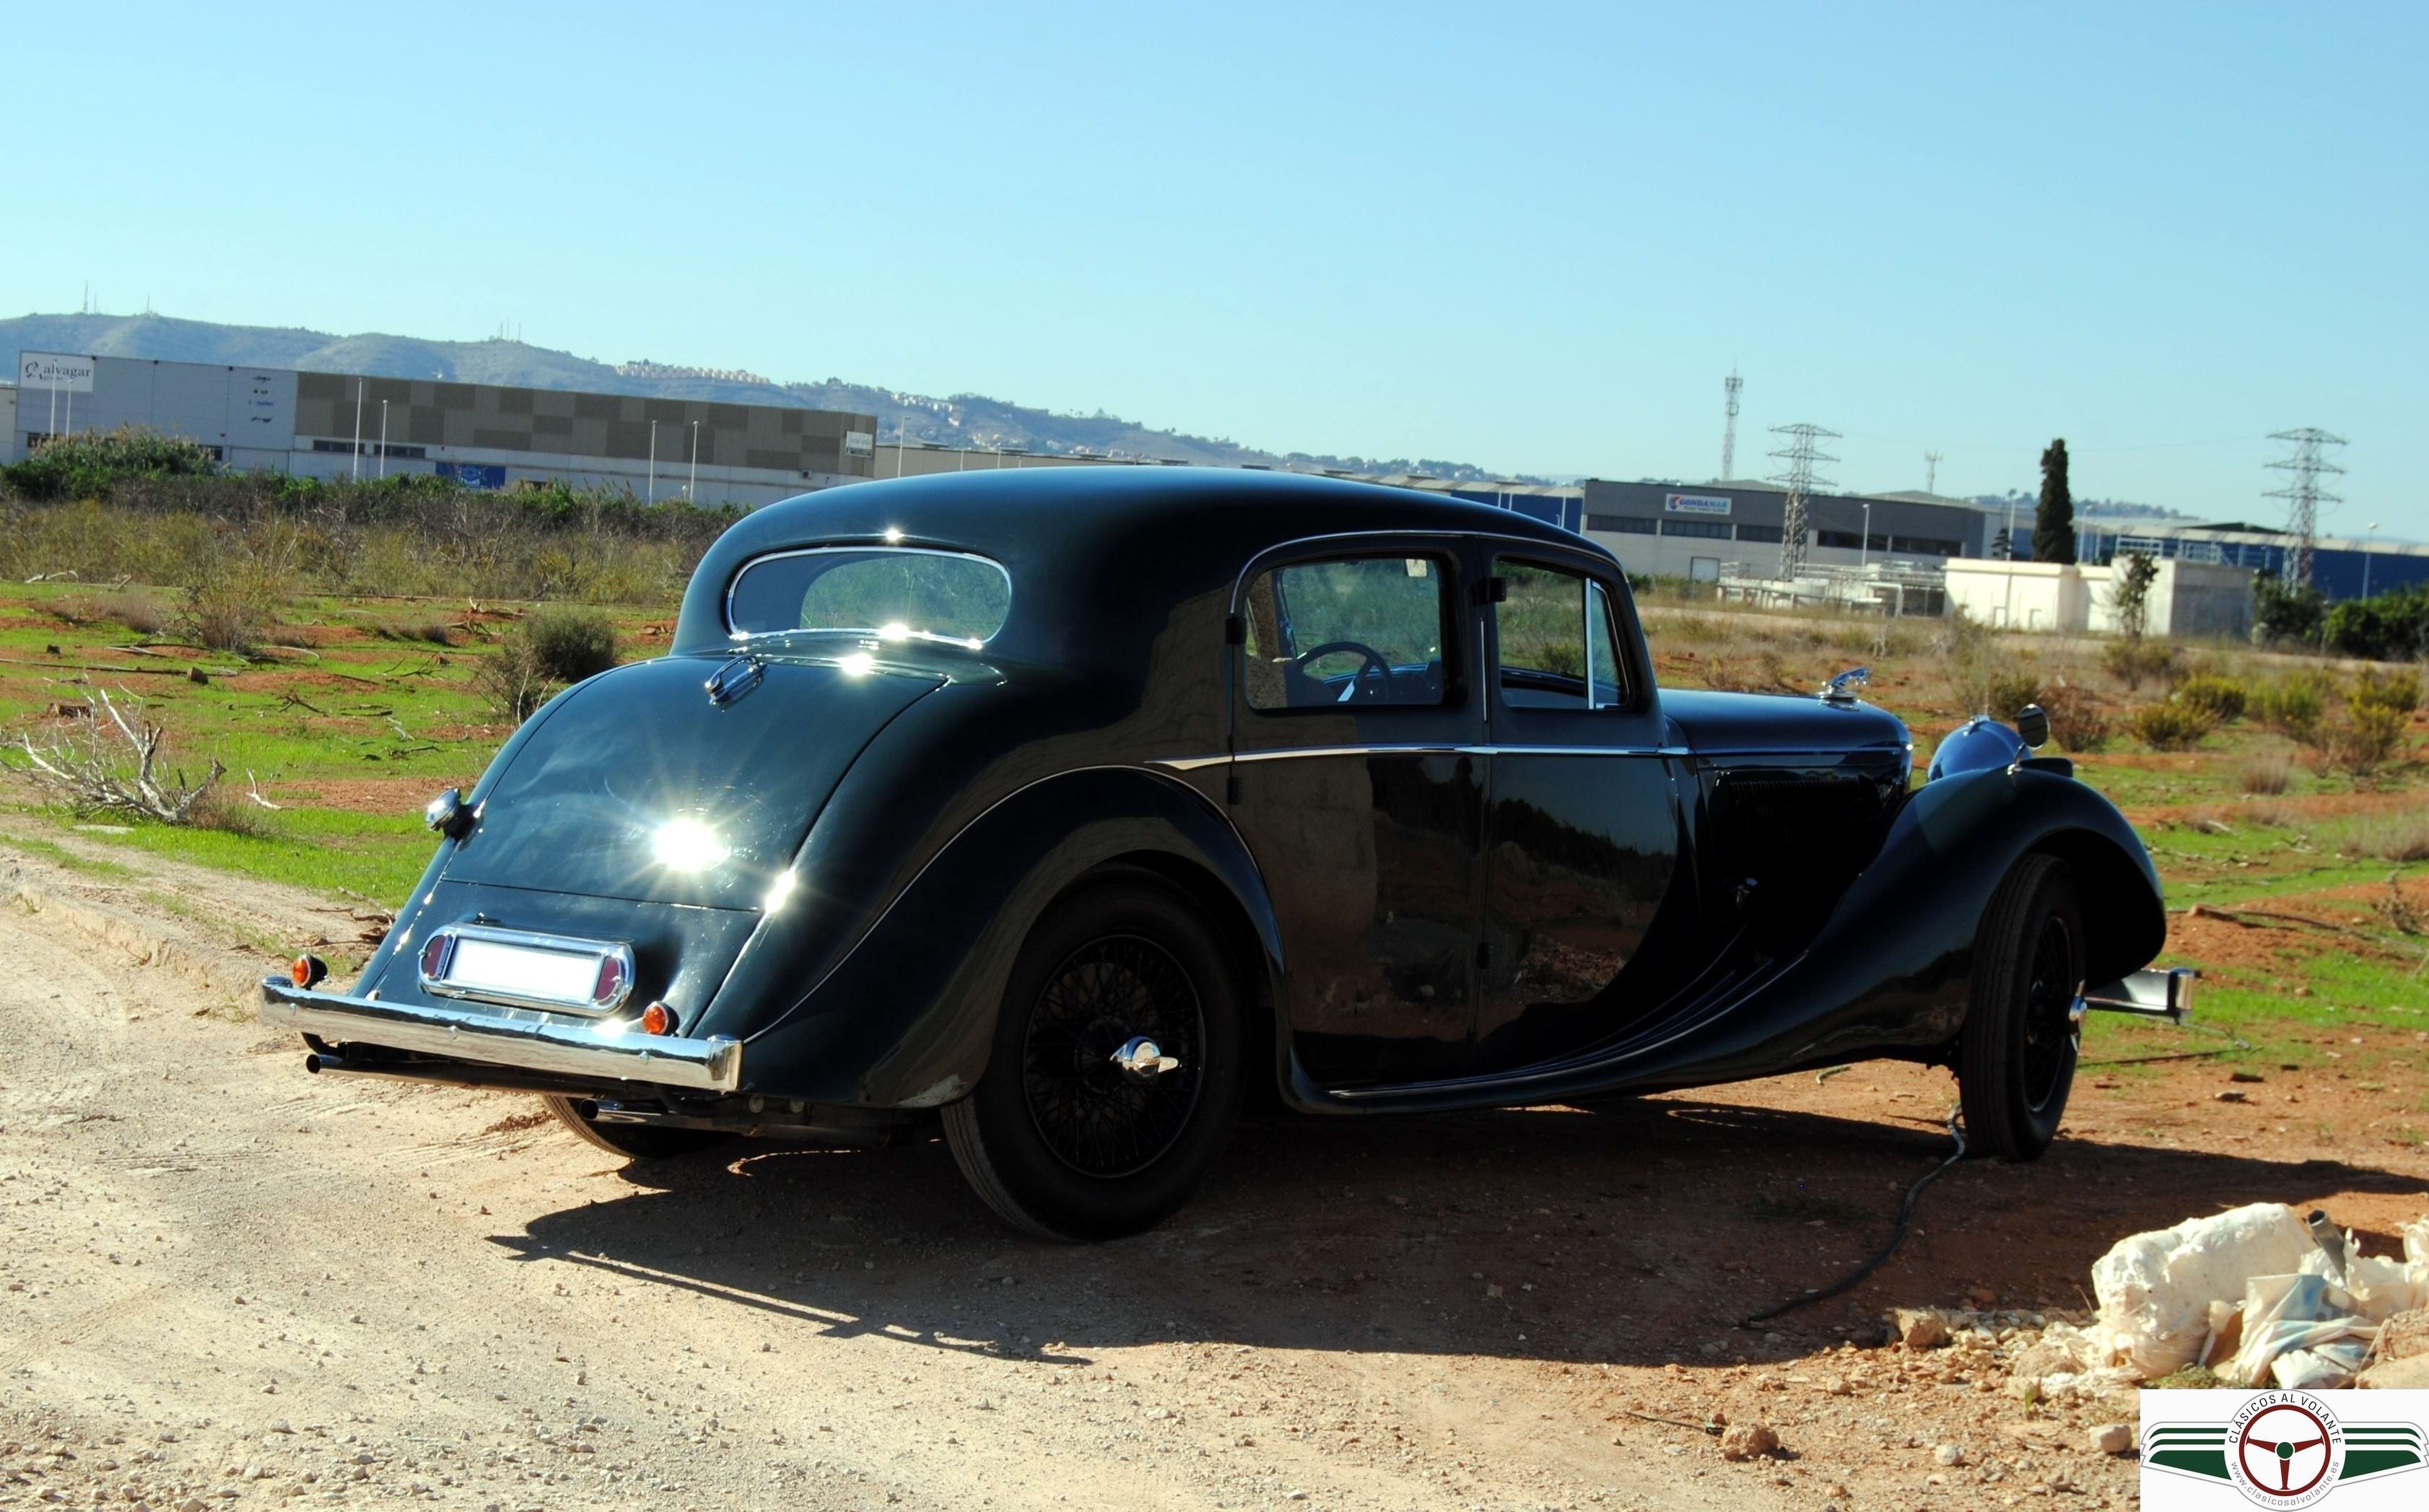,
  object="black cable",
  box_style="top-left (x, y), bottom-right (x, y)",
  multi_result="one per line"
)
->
top-left (1740, 1107), bottom-right (1966, 1327)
